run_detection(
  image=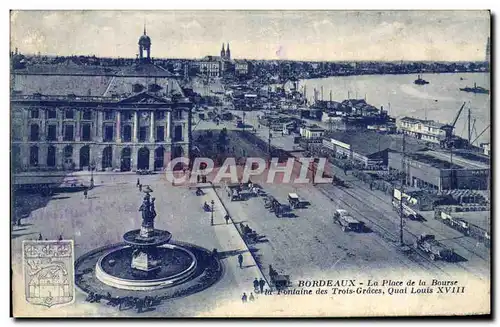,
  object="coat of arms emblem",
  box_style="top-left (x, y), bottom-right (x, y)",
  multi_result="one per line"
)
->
top-left (22, 240), bottom-right (75, 307)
